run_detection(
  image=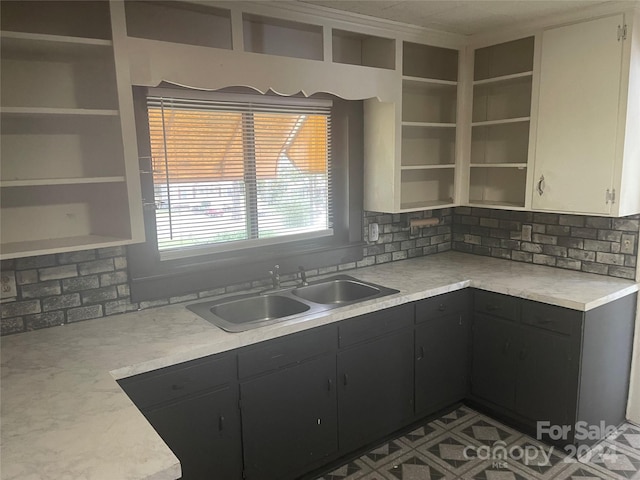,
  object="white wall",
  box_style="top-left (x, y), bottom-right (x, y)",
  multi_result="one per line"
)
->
top-left (627, 259), bottom-right (640, 424)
